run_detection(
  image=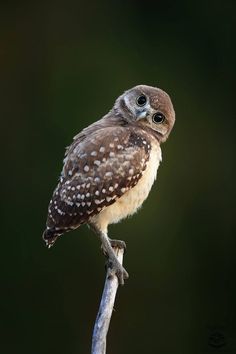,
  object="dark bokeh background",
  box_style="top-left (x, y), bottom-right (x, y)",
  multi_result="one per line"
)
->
top-left (1, 1), bottom-right (236, 353)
